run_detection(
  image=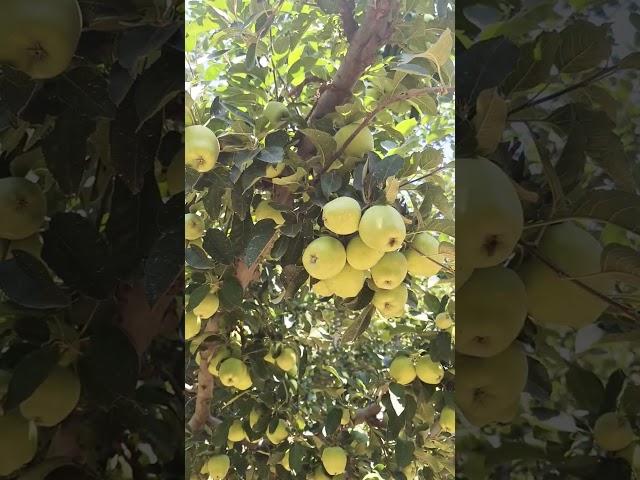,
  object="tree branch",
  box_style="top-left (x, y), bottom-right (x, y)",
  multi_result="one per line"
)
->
top-left (187, 318), bottom-right (220, 432)
top-left (339, 0), bottom-right (358, 42)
